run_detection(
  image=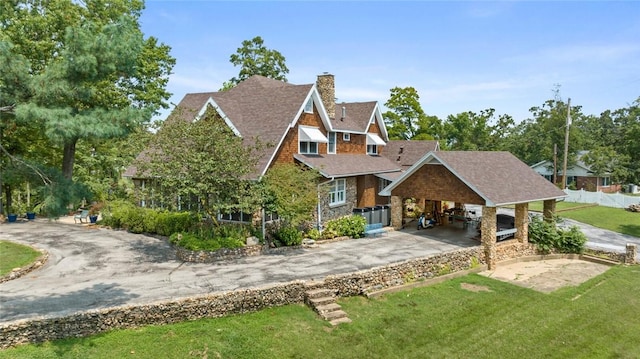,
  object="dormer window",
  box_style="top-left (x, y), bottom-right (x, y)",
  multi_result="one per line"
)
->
top-left (299, 126), bottom-right (328, 154)
top-left (304, 98), bottom-right (313, 113)
top-left (366, 133), bottom-right (386, 155)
